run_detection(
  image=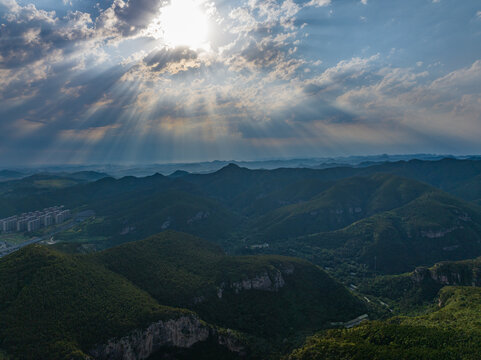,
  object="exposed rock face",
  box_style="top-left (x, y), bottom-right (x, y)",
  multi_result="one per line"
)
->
top-left (161, 217), bottom-right (172, 230)
top-left (90, 315), bottom-right (244, 360)
top-left (231, 270), bottom-right (285, 293)
top-left (413, 262), bottom-right (481, 287)
top-left (216, 266), bottom-right (294, 298)
top-left (412, 267), bottom-right (431, 283)
top-left (419, 211), bottom-right (472, 239)
top-left (421, 227), bottom-right (459, 239)
top-left (216, 330), bottom-right (246, 354)
top-left (187, 211), bottom-right (210, 224)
